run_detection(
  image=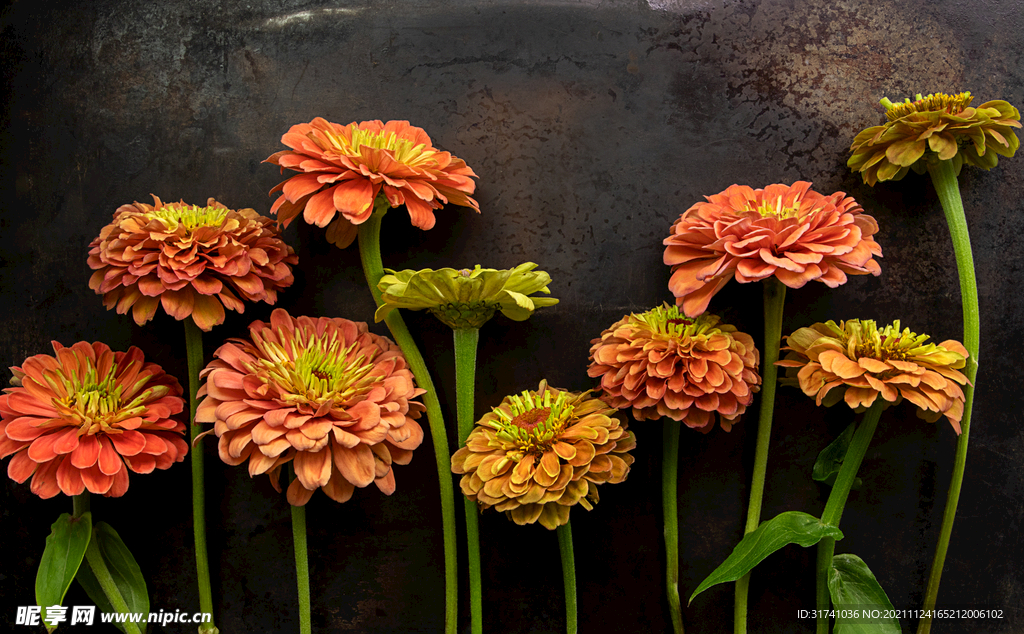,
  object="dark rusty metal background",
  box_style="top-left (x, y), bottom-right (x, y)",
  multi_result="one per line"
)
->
top-left (2, 0), bottom-right (1023, 632)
